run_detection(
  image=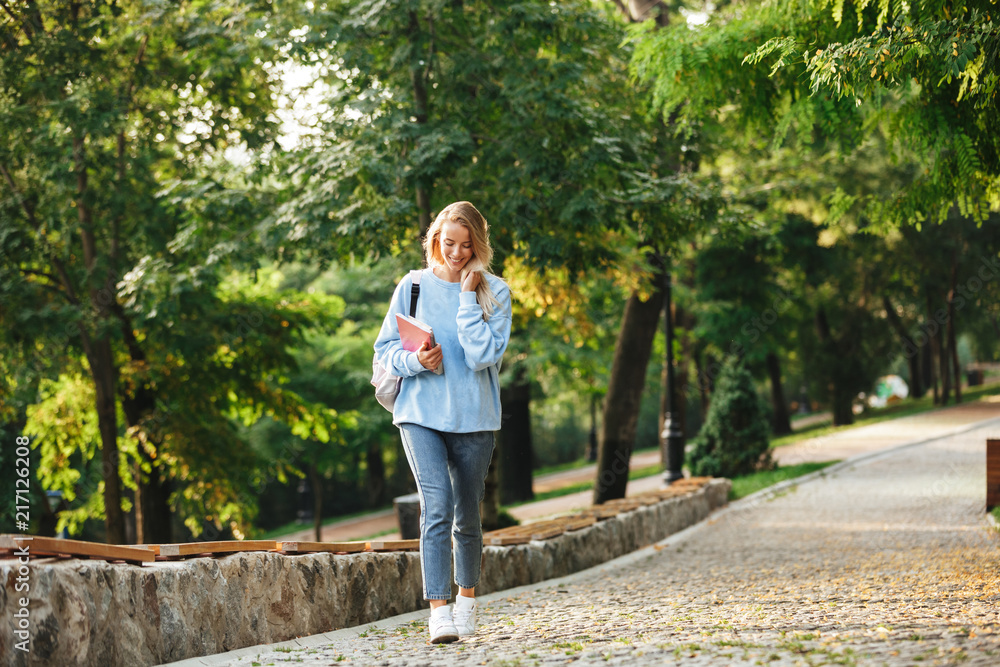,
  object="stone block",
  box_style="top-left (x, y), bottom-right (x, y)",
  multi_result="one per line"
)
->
top-left (0, 479), bottom-right (729, 666)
